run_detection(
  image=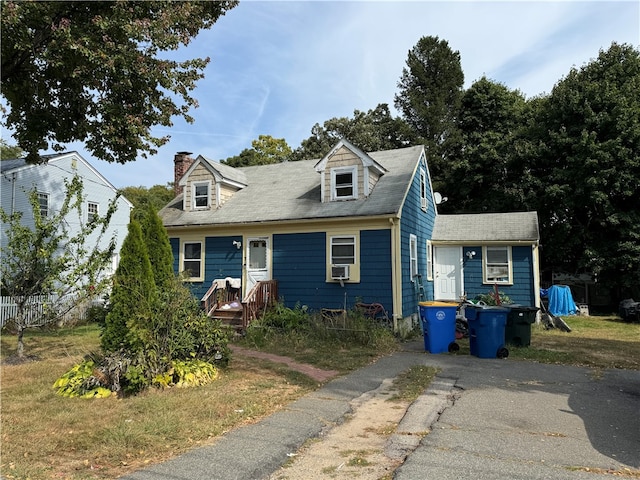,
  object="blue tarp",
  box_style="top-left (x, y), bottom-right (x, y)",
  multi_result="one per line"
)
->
top-left (546, 285), bottom-right (577, 316)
